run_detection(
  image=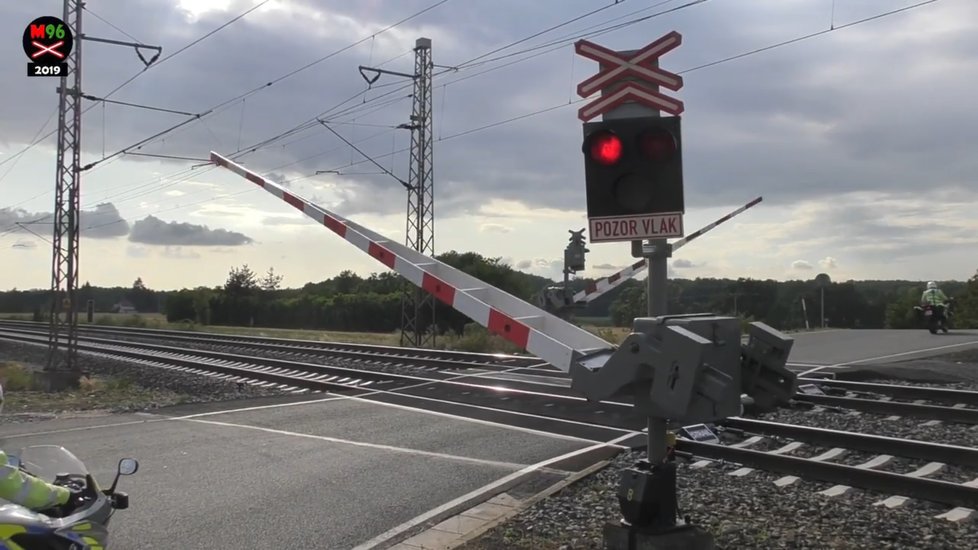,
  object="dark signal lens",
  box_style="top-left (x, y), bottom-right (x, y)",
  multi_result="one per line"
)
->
top-left (639, 129), bottom-right (677, 162)
top-left (589, 131), bottom-right (623, 165)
